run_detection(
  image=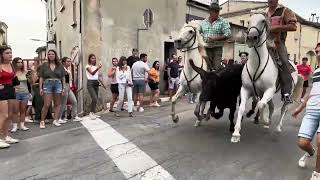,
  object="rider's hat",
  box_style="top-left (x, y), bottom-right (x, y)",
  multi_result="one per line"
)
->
top-left (239, 51), bottom-right (249, 57)
top-left (209, 1), bottom-right (222, 11)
